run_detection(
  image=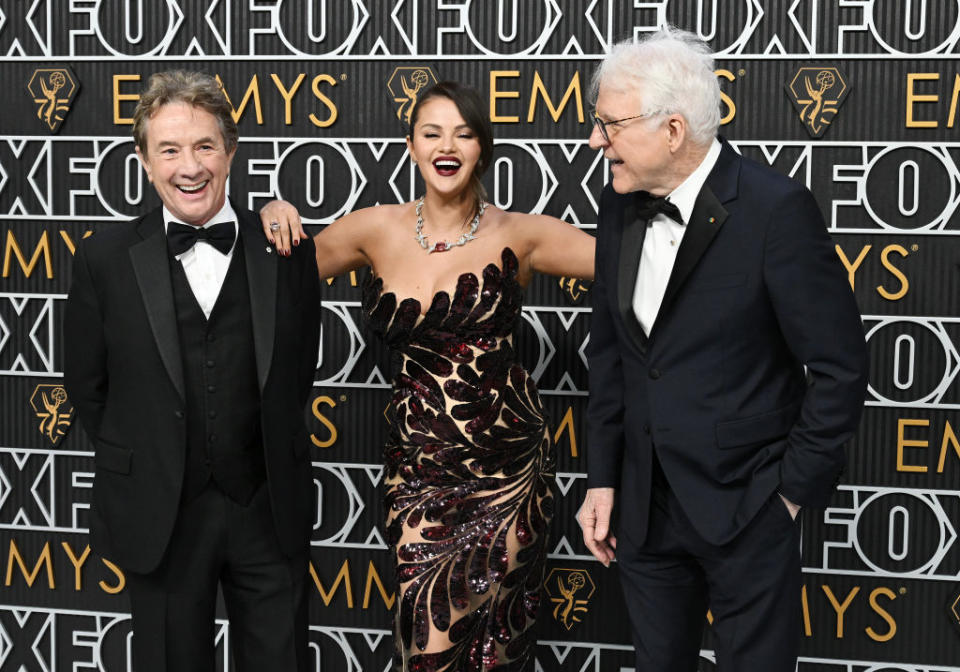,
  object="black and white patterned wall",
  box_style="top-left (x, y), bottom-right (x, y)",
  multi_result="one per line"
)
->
top-left (0, 1), bottom-right (958, 670)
